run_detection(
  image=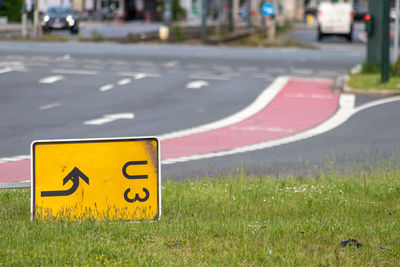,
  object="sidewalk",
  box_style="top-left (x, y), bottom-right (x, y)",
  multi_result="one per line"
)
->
top-left (0, 20), bottom-right (163, 38)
